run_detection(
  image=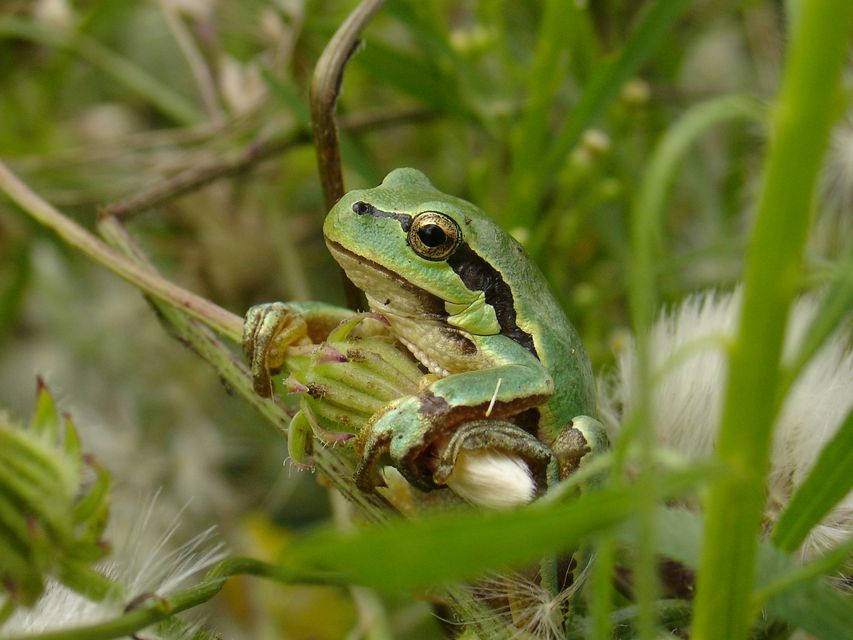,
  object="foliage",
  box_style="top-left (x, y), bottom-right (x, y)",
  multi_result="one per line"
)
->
top-left (0, 1), bottom-right (850, 639)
